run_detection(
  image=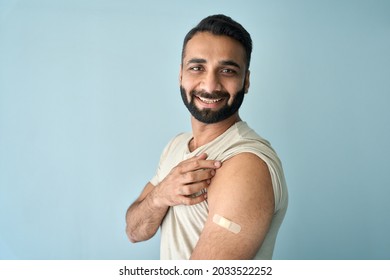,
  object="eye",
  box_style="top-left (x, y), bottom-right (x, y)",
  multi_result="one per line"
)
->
top-left (189, 66), bottom-right (204, 72)
top-left (221, 68), bottom-right (237, 75)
